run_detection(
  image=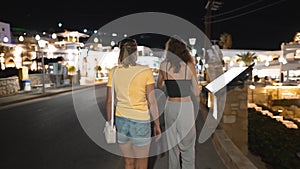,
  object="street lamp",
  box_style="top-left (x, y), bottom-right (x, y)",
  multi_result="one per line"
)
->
top-left (189, 38), bottom-right (200, 75)
top-left (38, 39), bottom-right (48, 94)
top-left (189, 38), bottom-right (196, 47)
